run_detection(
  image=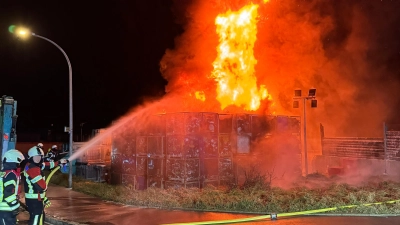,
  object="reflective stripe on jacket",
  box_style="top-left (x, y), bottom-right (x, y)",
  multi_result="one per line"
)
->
top-left (0, 170), bottom-right (20, 211)
top-left (23, 161), bottom-right (58, 200)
